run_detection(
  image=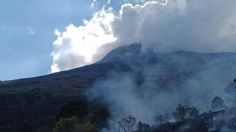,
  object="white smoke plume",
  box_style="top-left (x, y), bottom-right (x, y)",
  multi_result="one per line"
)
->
top-left (51, 0), bottom-right (236, 72)
top-left (86, 53), bottom-right (236, 131)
